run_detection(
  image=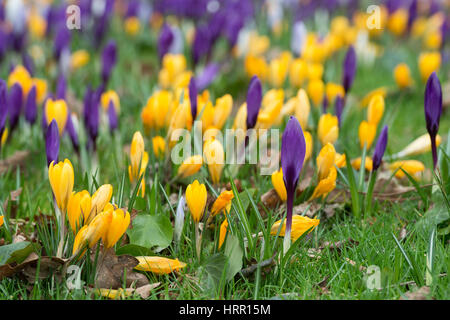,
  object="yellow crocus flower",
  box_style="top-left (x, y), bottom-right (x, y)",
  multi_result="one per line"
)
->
top-left (48, 159), bottom-right (74, 214)
top-left (7, 65), bottom-right (33, 97)
top-left (367, 94), bottom-right (385, 125)
top-left (334, 153), bottom-right (346, 168)
top-left (294, 89), bottom-right (310, 129)
top-left (351, 157), bottom-right (373, 171)
top-left (32, 78), bottom-right (47, 104)
top-left (418, 52), bottom-right (441, 82)
top-left (135, 256), bottom-right (187, 274)
top-left (129, 131), bottom-right (145, 181)
top-left (232, 103), bottom-right (248, 131)
top-left (388, 9), bottom-right (408, 36)
top-left (203, 138), bottom-right (224, 184)
top-left (218, 218), bottom-right (228, 249)
top-left (271, 168), bottom-right (287, 201)
top-left (317, 143), bottom-right (336, 180)
top-left (88, 184), bottom-right (113, 223)
top-left (270, 215), bottom-right (320, 241)
top-left (177, 155), bottom-right (203, 178)
top-left (360, 87), bottom-right (388, 108)
top-left (104, 208), bottom-right (130, 248)
top-left (28, 12), bottom-right (47, 39)
top-left (1, 128), bottom-right (8, 147)
top-left (389, 160), bottom-right (425, 179)
top-left (70, 50), bottom-right (90, 70)
top-left (393, 63), bottom-right (413, 89)
top-left (210, 190), bottom-right (234, 217)
top-left (101, 90), bottom-right (120, 113)
top-left (73, 209), bottom-right (113, 255)
top-left (318, 114), bottom-right (339, 145)
top-left (307, 63), bottom-right (324, 81)
top-left (309, 167), bottom-right (337, 200)
top-left (185, 180), bottom-right (207, 223)
top-left (394, 134), bottom-right (442, 158)
top-left (212, 94), bottom-right (233, 129)
top-left (152, 136), bottom-right (166, 158)
top-left (359, 121), bottom-right (377, 149)
top-left (45, 99), bottom-right (68, 136)
top-left (307, 79), bottom-right (325, 106)
top-left (424, 29), bottom-right (442, 50)
top-left (0, 215), bottom-right (4, 227)
top-left (304, 131), bottom-right (313, 162)
top-left (124, 17), bottom-right (140, 36)
top-left (325, 82), bottom-right (345, 104)
top-left (67, 190), bottom-right (92, 232)
top-left (289, 58), bottom-right (307, 87)
top-left (244, 55), bottom-right (269, 81)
